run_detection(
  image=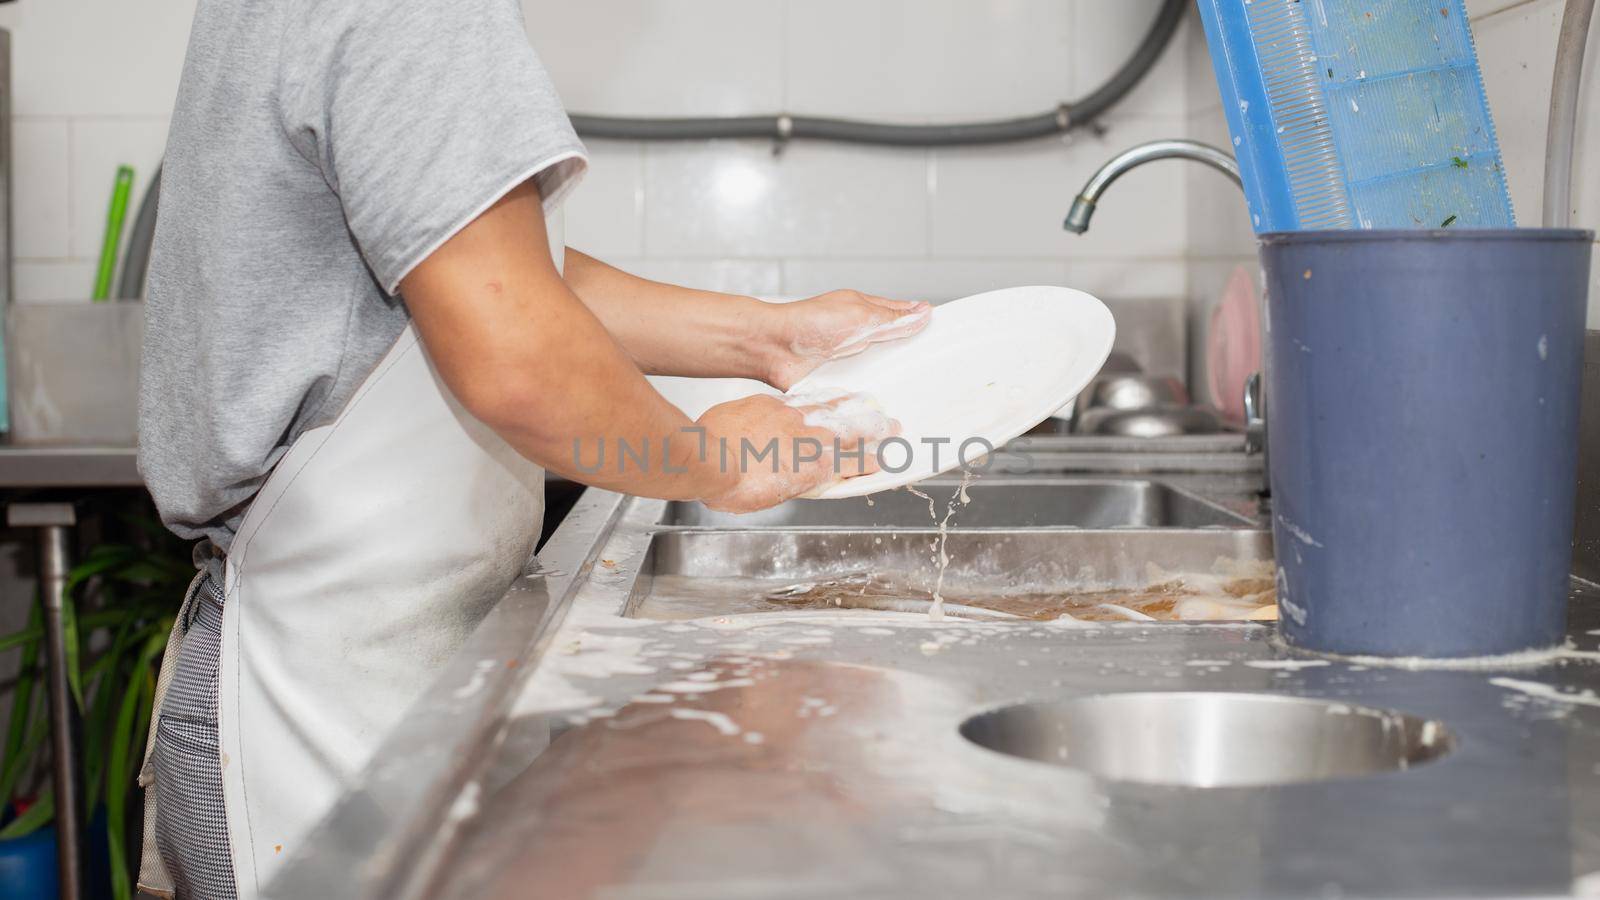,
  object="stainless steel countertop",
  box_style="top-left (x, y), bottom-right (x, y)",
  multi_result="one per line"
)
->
top-left (275, 455), bottom-right (1600, 900)
top-left (0, 431), bottom-right (1249, 492)
top-left (0, 442), bottom-right (142, 487)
